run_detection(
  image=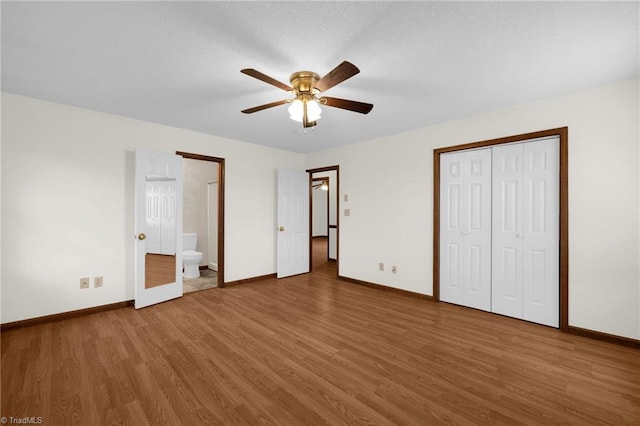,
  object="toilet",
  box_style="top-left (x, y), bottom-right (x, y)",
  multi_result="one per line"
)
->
top-left (182, 233), bottom-right (203, 279)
